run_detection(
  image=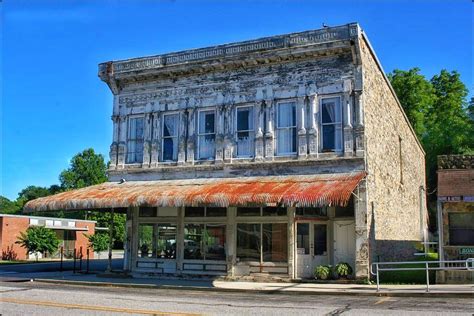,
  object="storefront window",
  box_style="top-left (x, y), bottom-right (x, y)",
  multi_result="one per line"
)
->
top-left (205, 224), bottom-right (226, 260)
top-left (139, 207), bottom-right (156, 217)
top-left (138, 224), bottom-right (154, 258)
top-left (185, 207), bottom-right (205, 217)
top-left (237, 223), bottom-right (261, 261)
top-left (263, 223), bottom-right (288, 262)
top-left (184, 224), bottom-right (226, 260)
top-left (184, 224), bottom-right (204, 259)
top-left (237, 223), bottom-right (288, 262)
top-left (314, 224), bottom-right (327, 255)
top-left (296, 207), bottom-right (327, 217)
top-left (156, 224), bottom-right (176, 259)
top-left (206, 207), bottom-right (226, 217)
